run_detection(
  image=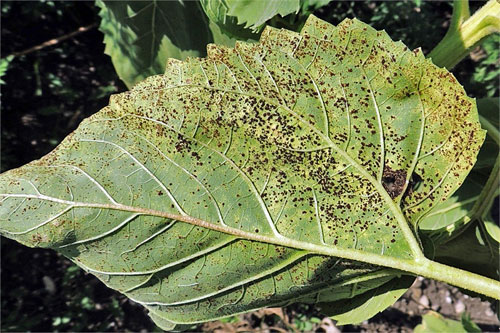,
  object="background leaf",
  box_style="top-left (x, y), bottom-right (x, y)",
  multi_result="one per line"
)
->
top-left (224, 0), bottom-right (300, 30)
top-left (0, 55), bottom-right (14, 85)
top-left (432, 223), bottom-right (499, 280)
top-left (96, 0), bottom-right (238, 88)
top-left (200, 0), bottom-right (260, 40)
top-left (414, 311), bottom-right (481, 333)
top-left (470, 34), bottom-right (499, 98)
